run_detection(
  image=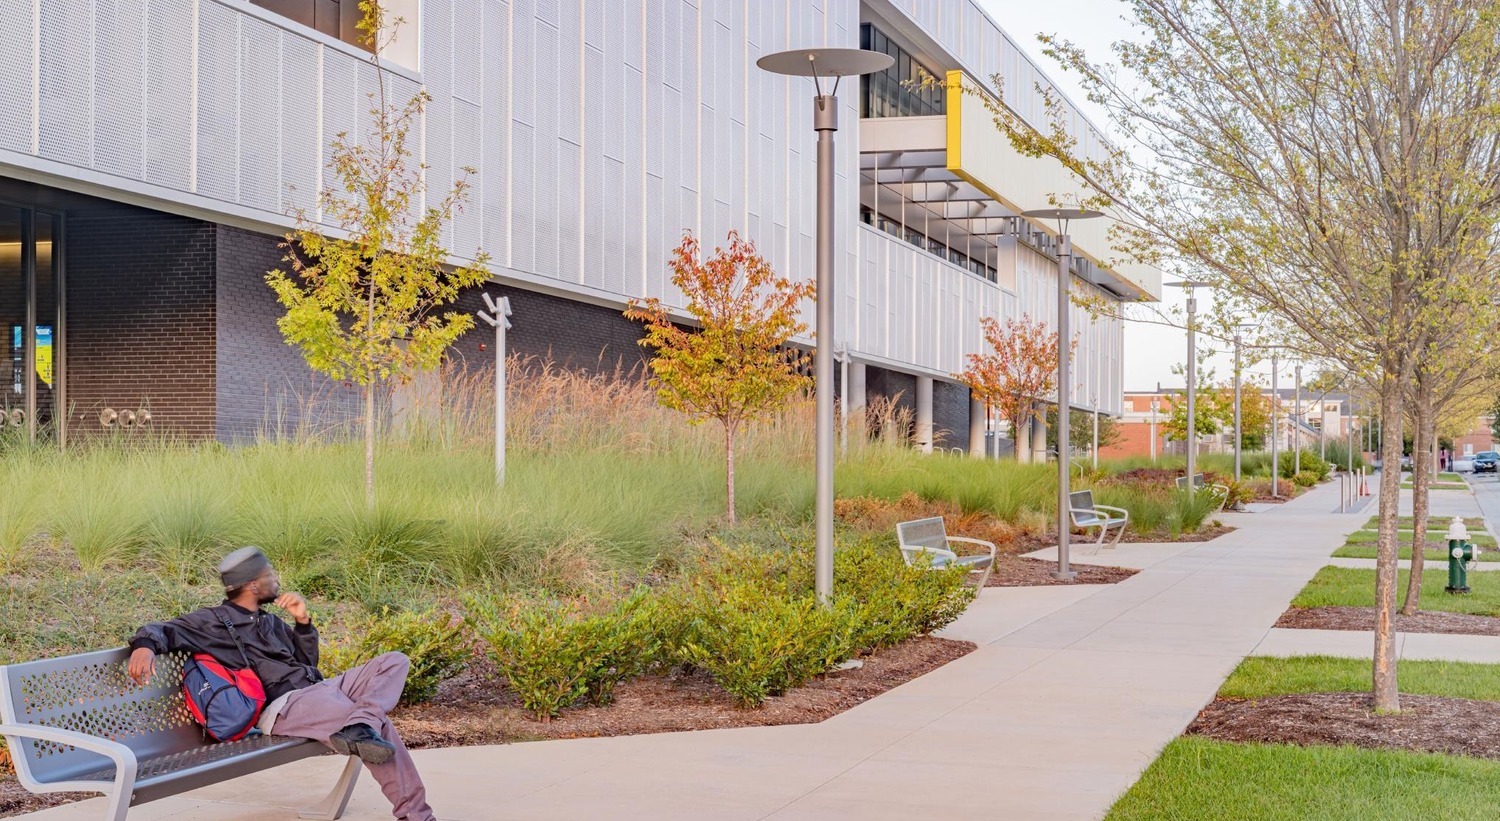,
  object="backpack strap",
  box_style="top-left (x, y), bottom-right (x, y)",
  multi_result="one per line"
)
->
top-left (215, 606), bottom-right (254, 670)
